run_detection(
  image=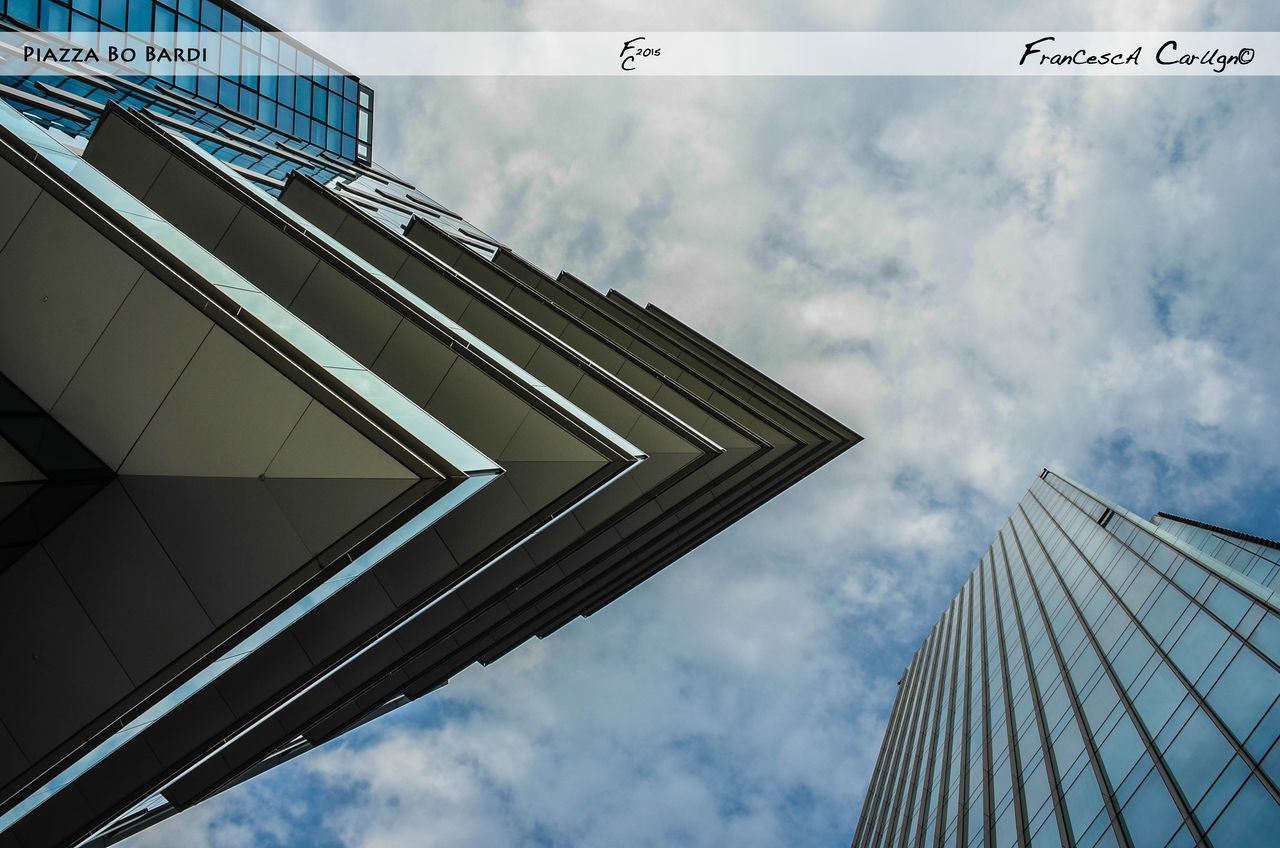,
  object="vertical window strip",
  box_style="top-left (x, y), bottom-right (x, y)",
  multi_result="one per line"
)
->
top-left (935, 583), bottom-right (971, 847)
top-left (1007, 507), bottom-right (1133, 848)
top-left (977, 561), bottom-right (996, 848)
top-left (996, 529), bottom-right (1075, 846)
top-left (919, 593), bottom-right (964, 848)
top-left (957, 579), bottom-right (976, 847)
top-left (877, 617), bottom-right (949, 848)
top-left (893, 607), bottom-right (954, 847)
top-left (984, 549), bottom-right (1031, 847)
top-left (854, 627), bottom-right (933, 848)
top-left (857, 623), bottom-right (938, 848)
top-left (1021, 490), bottom-right (1209, 844)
